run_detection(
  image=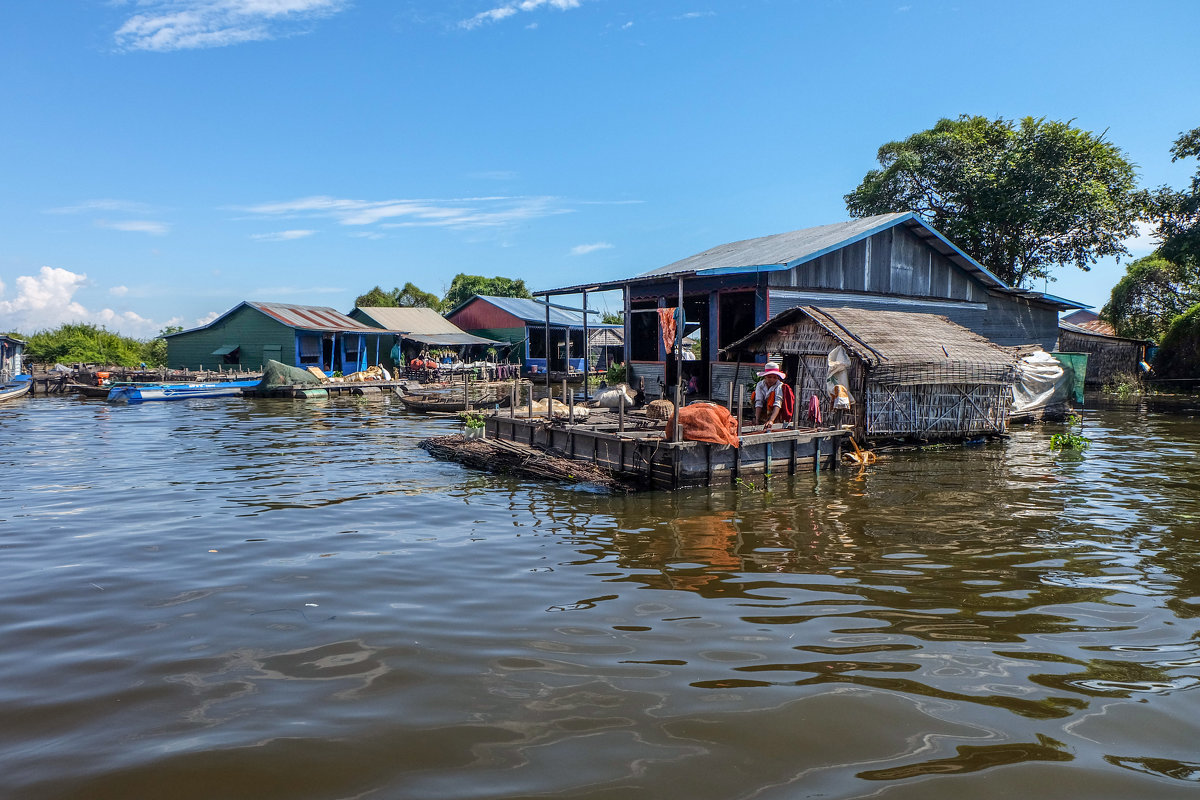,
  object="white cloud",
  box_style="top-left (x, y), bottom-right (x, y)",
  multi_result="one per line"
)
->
top-left (115, 0), bottom-right (349, 52)
top-left (461, 0), bottom-right (582, 30)
top-left (621, 21), bottom-right (632, 29)
top-left (570, 242), bottom-right (613, 256)
top-left (250, 229), bottom-right (317, 241)
top-left (194, 311), bottom-right (221, 327)
top-left (1124, 221), bottom-right (1160, 257)
top-left (48, 199), bottom-right (158, 215)
top-left (0, 266), bottom-right (164, 337)
top-left (110, 285), bottom-right (130, 296)
top-left (677, 11), bottom-right (716, 19)
top-left (96, 219), bottom-right (171, 235)
top-left (241, 194), bottom-right (572, 231)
